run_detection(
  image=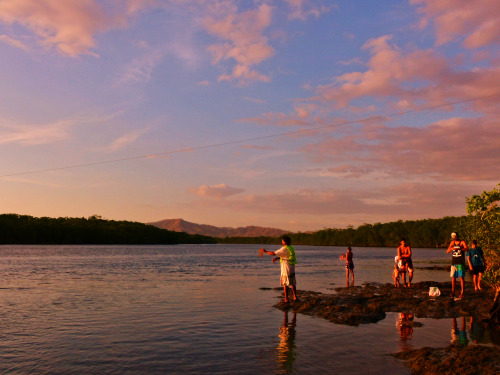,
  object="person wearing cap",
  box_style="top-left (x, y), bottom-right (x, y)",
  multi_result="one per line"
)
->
top-left (447, 232), bottom-right (469, 299)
